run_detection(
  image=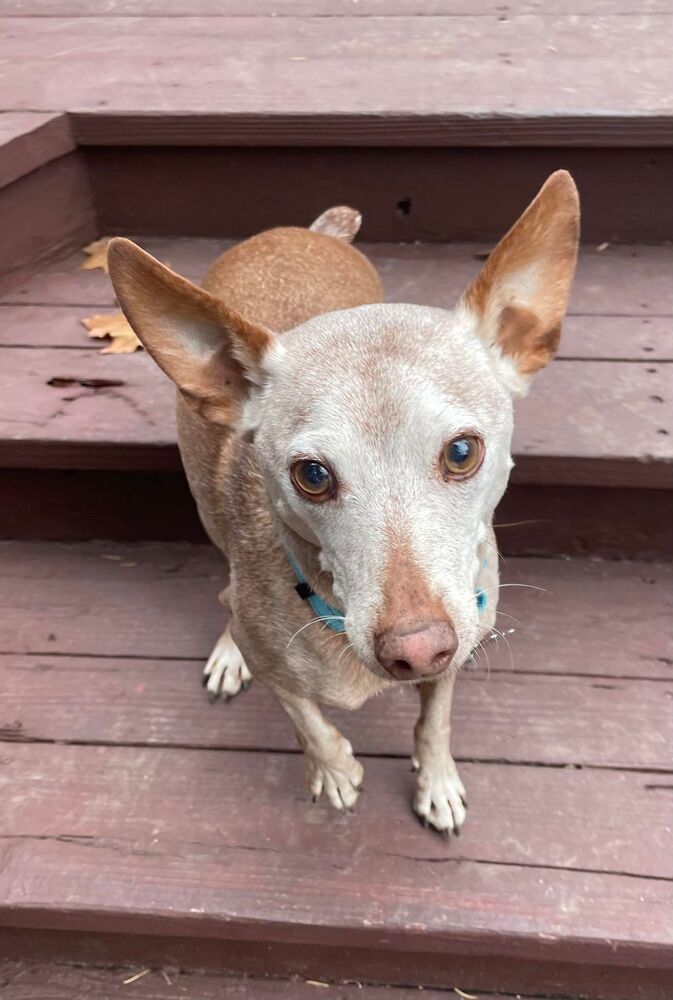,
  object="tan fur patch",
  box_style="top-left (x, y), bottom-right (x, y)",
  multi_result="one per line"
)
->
top-left (462, 170), bottom-right (579, 376)
top-left (202, 226), bottom-right (382, 333)
top-left (376, 535), bottom-right (447, 634)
